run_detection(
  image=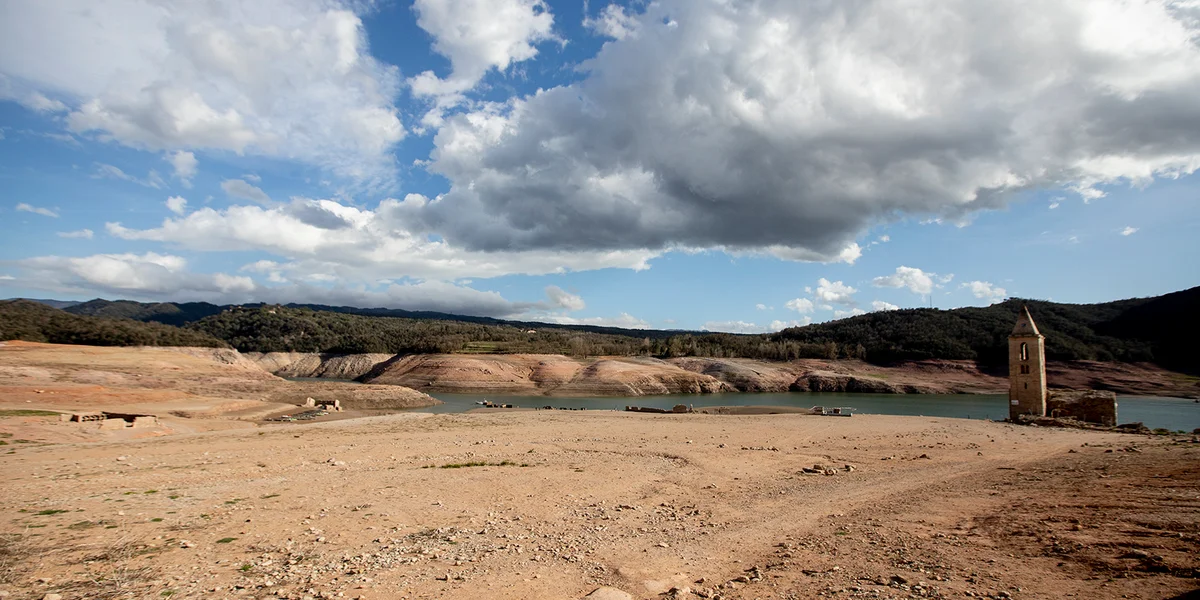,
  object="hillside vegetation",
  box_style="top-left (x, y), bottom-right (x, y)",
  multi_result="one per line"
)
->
top-left (6, 286), bottom-right (1197, 371)
top-left (0, 300), bottom-right (227, 348)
